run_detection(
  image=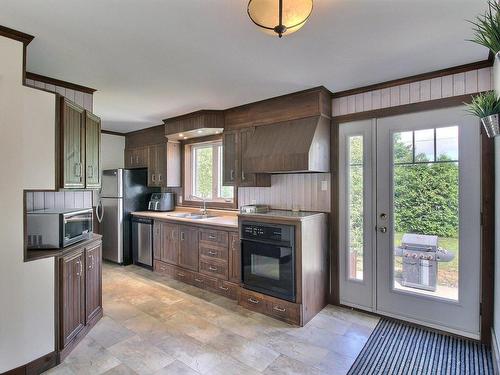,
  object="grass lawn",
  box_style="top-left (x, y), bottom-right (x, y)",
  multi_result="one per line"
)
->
top-left (394, 233), bottom-right (459, 288)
